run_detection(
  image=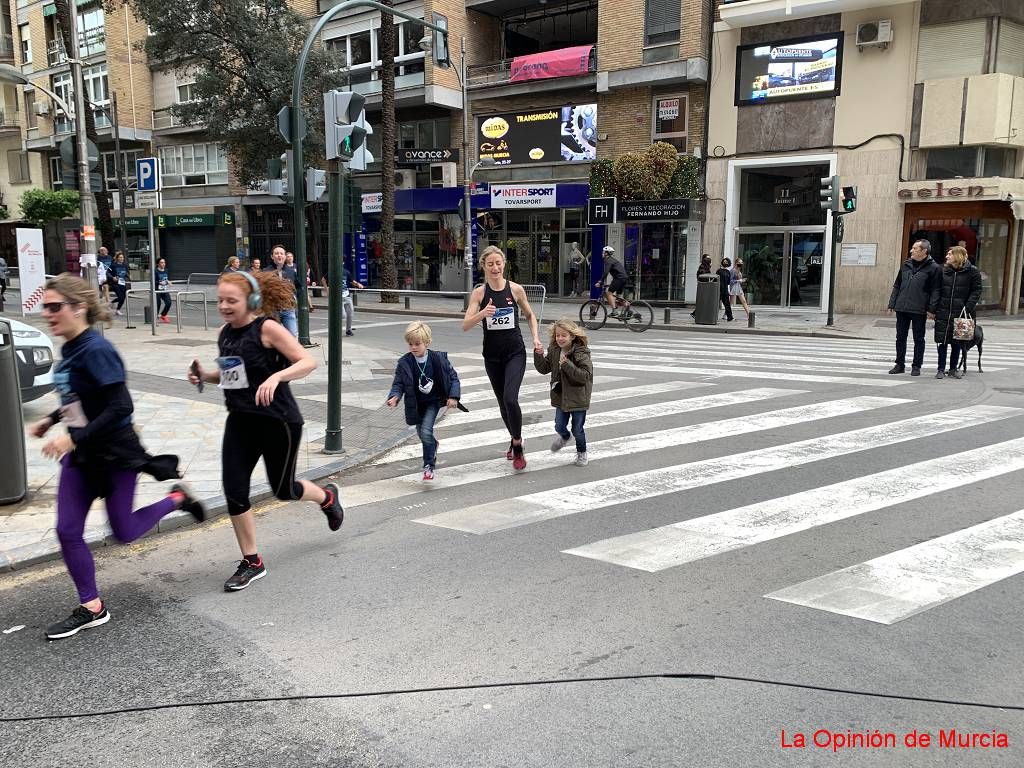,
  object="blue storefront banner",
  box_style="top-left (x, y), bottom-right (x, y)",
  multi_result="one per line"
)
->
top-left (357, 225), bottom-right (368, 283)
